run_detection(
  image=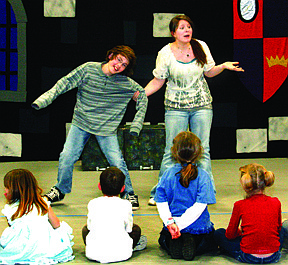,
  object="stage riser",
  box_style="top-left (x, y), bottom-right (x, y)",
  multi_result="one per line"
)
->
top-left (81, 125), bottom-right (165, 171)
